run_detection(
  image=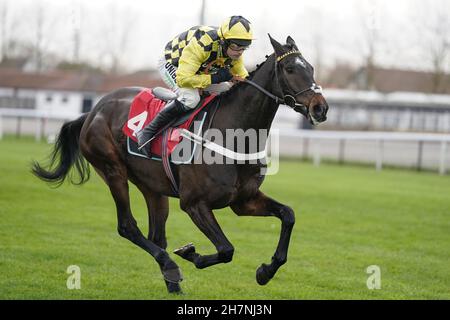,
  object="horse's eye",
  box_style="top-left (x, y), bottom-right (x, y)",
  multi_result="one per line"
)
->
top-left (285, 67), bottom-right (294, 74)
